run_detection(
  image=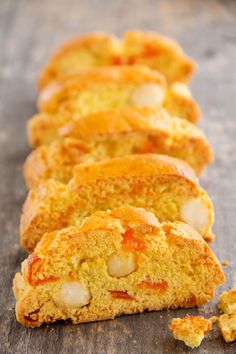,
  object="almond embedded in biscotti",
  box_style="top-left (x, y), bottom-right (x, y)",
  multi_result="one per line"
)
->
top-left (107, 252), bottom-right (137, 278)
top-left (131, 83), bottom-right (165, 107)
top-left (55, 281), bottom-right (91, 308)
top-left (180, 198), bottom-right (209, 233)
